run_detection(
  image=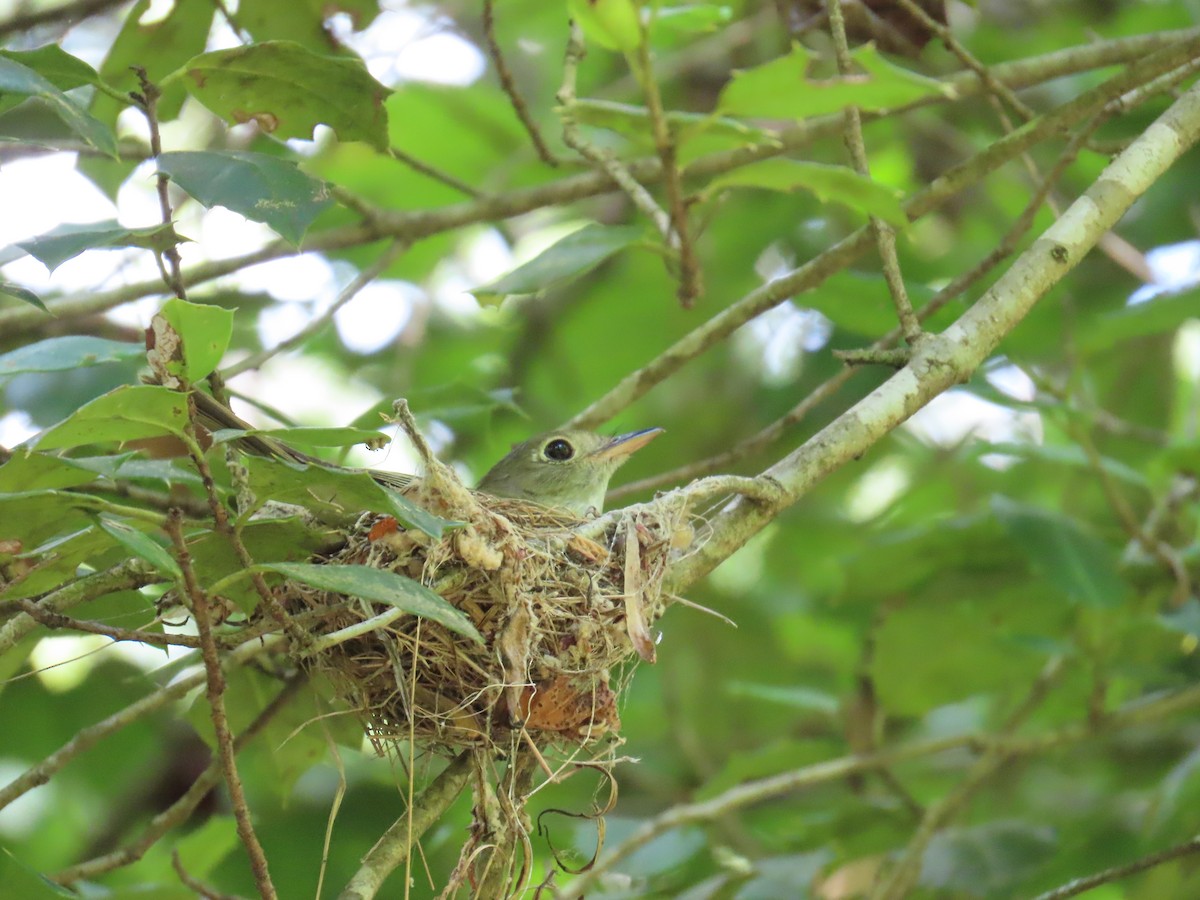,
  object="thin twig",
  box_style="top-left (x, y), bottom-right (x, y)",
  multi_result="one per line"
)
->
top-left (6, 30), bottom-right (1197, 338)
top-left (389, 147), bottom-right (482, 198)
top-left (566, 35), bottom-right (1200, 429)
top-left (172, 850), bottom-right (241, 899)
top-left (827, 0), bottom-right (920, 343)
top-left (557, 23), bottom-right (673, 240)
top-left (221, 240), bottom-right (407, 379)
top-left (482, 0), bottom-right (557, 166)
top-left (1032, 834), bottom-right (1200, 900)
top-left (55, 677), bottom-right (305, 885)
top-left (870, 658), bottom-right (1065, 900)
top-left (895, 0), bottom-right (1035, 122)
top-left (0, 561), bottom-right (155, 657)
top-left (181, 394), bottom-right (309, 646)
top-left (14, 600), bottom-right (201, 648)
top-left (337, 752), bottom-right (474, 900)
top-left (636, 15), bottom-right (702, 307)
top-left (130, 67), bottom-right (186, 301)
top-left (613, 103), bottom-right (1111, 500)
top-left (0, 625), bottom-right (286, 811)
top-left (167, 511), bottom-right (277, 899)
